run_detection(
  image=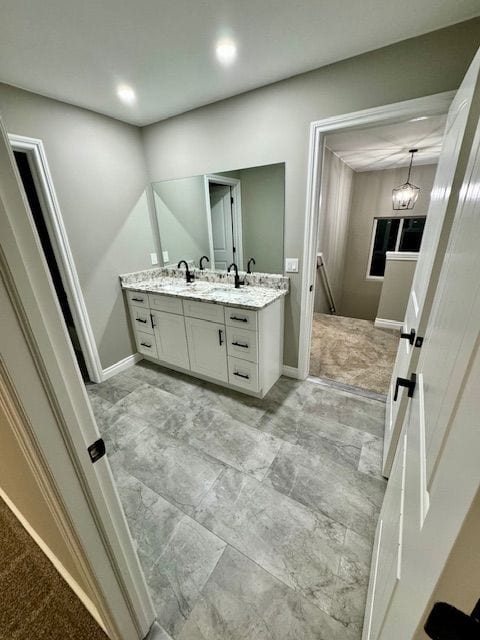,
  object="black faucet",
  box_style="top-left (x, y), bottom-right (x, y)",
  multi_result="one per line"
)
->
top-left (177, 260), bottom-right (195, 283)
top-left (247, 257), bottom-right (256, 274)
top-left (227, 263), bottom-right (244, 289)
top-left (199, 255), bottom-right (210, 271)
